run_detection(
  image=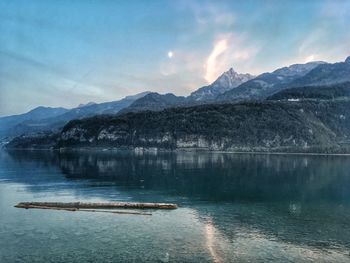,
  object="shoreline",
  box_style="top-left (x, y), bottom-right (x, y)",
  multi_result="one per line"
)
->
top-left (3, 146), bottom-right (350, 157)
